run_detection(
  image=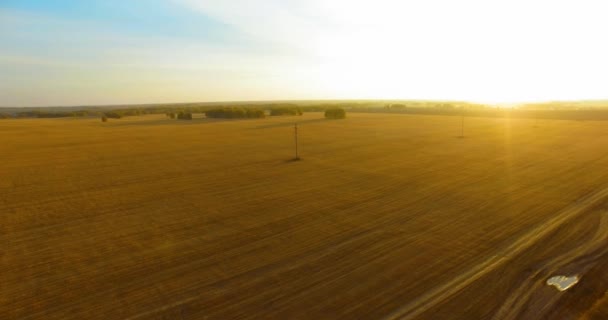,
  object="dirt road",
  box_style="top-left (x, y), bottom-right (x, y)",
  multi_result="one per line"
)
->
top-left (385, 187), bottom-right (608, 320)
